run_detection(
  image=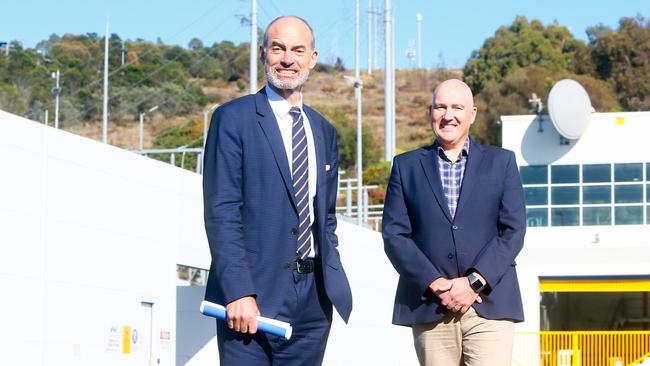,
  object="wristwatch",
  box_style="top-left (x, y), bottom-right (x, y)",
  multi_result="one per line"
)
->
top-left (467, 273), bottom-right (485, 292)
